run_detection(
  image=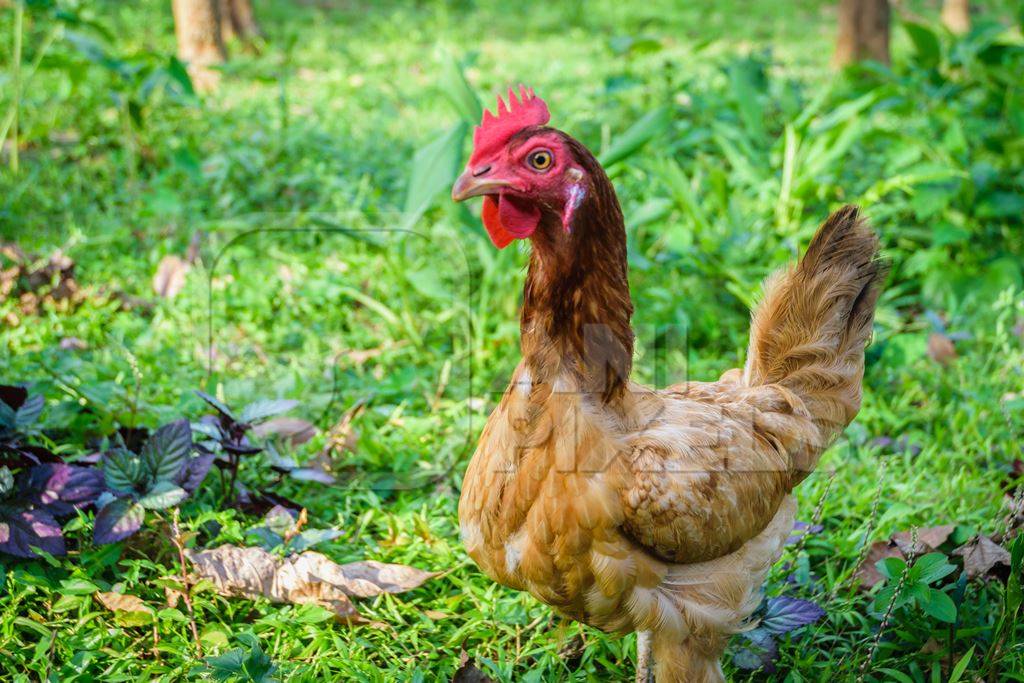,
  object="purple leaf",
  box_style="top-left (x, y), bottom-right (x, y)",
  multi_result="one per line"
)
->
top-left (195, 390), bottom-right (236, 421)
top-left (24, 464), bottom-right (105, 516)
top-left (761, 596), bottom-right (825, 635)
top-left (93, 497), bottom-right (145, 544)
top-left (0, 506), bottom-right (66, 558)
top-left (177, 449), bottom-right (216, 493)
top-left (141, 419), bottom-right (192, 483)
top-left (786, 520), bottom-right (824, 545)
top-left (0, 445), bottom-right (62, 469)
top-left (0, 385), bottom-right (28, 411)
